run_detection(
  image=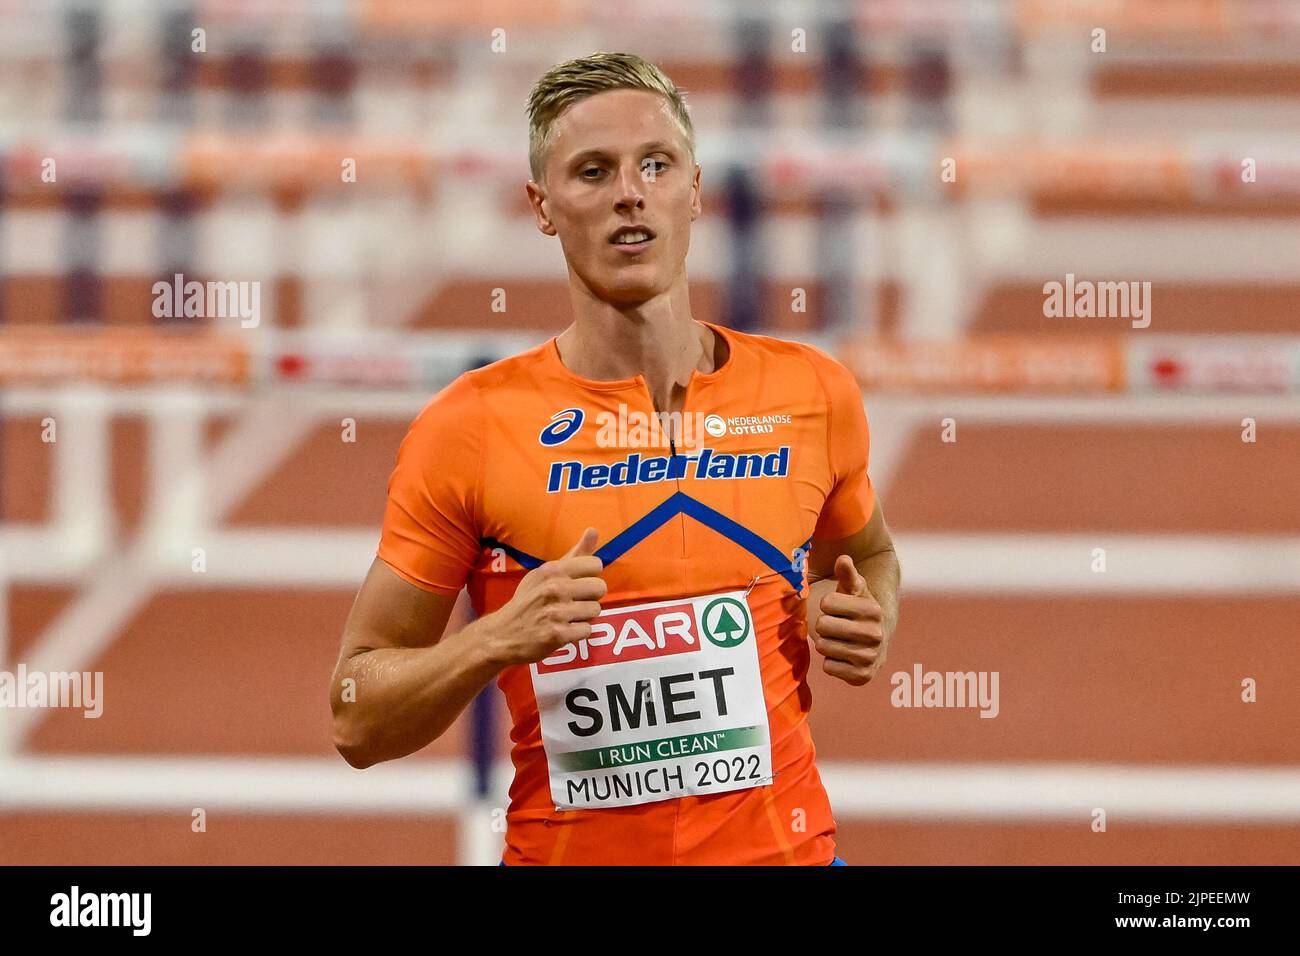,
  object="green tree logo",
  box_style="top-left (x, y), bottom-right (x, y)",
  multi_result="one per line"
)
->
top-left (702, 598), bottom-right (751, 647)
